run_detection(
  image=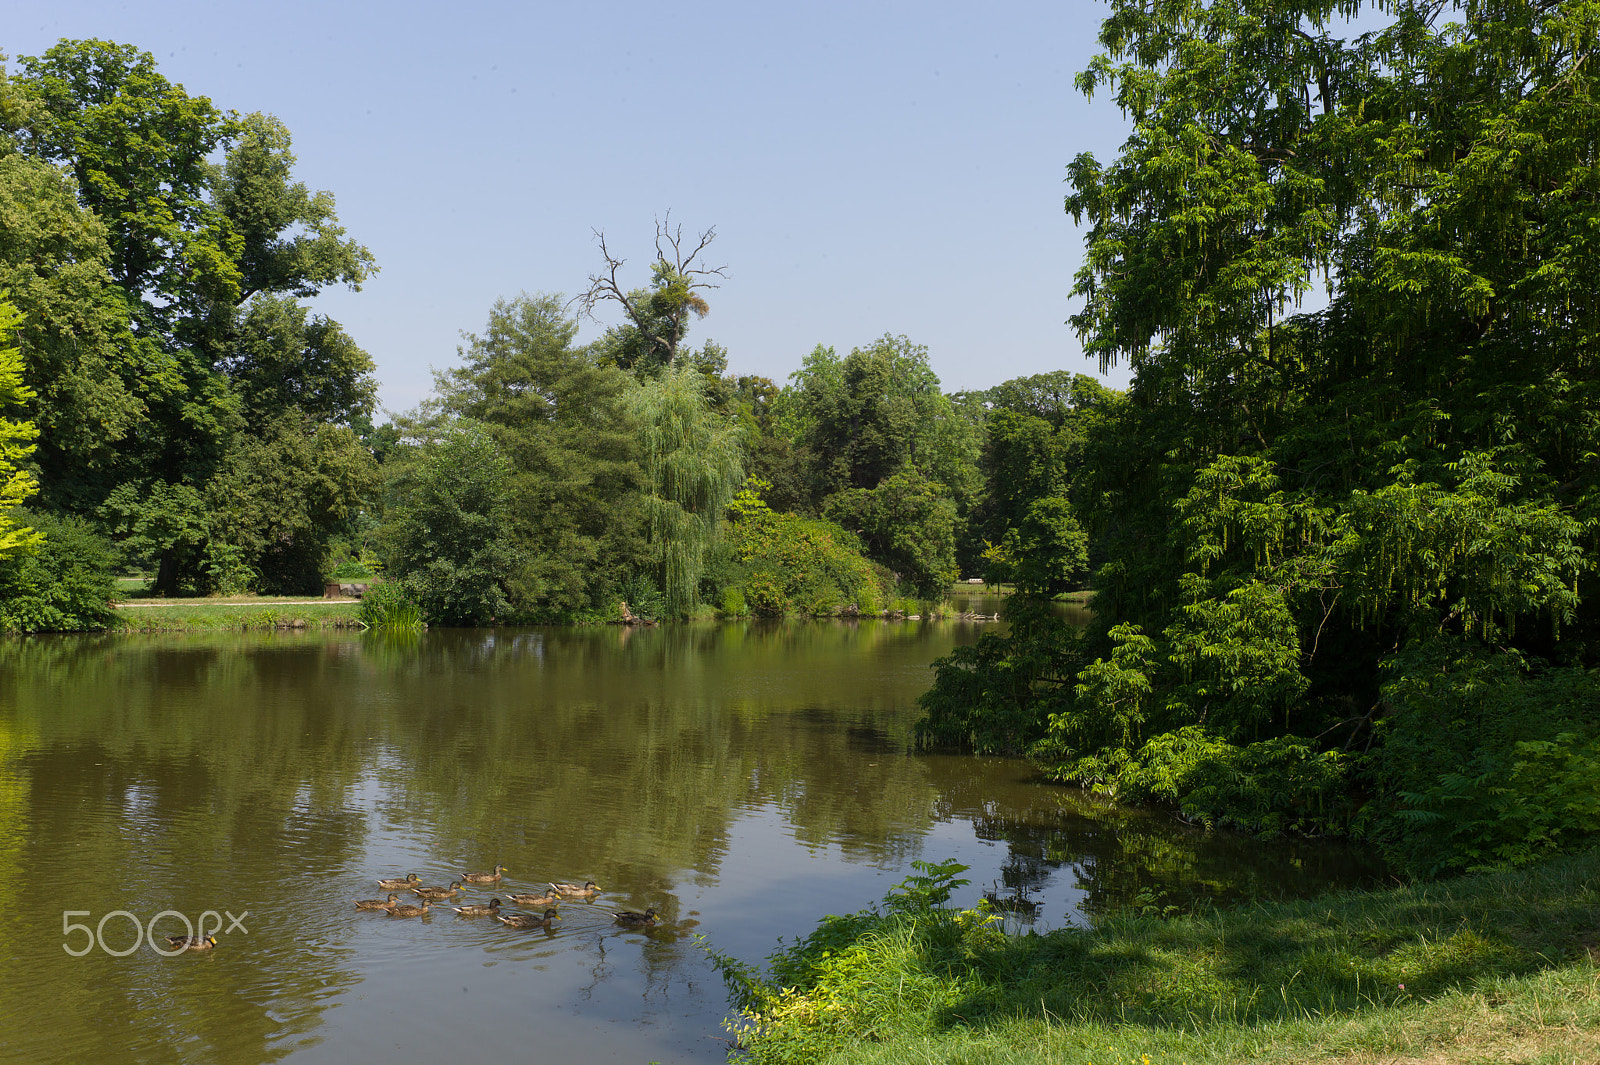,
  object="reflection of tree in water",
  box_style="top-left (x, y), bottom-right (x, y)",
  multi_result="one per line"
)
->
top-left (0, 625), bottom-right (1392, 1059)
top-left (929, 768), bottom-right (1387, 917)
